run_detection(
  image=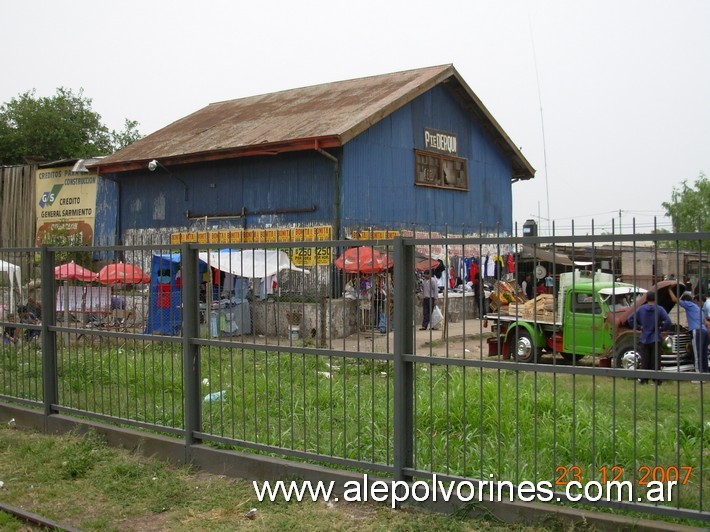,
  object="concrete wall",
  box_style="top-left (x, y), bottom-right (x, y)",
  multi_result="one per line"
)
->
top-left (250, 298), bottom-right (359, 342)
top-left (413, 292), bottom-right (482, 327)
top-left (250, 293), bottom-right (481, 341)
